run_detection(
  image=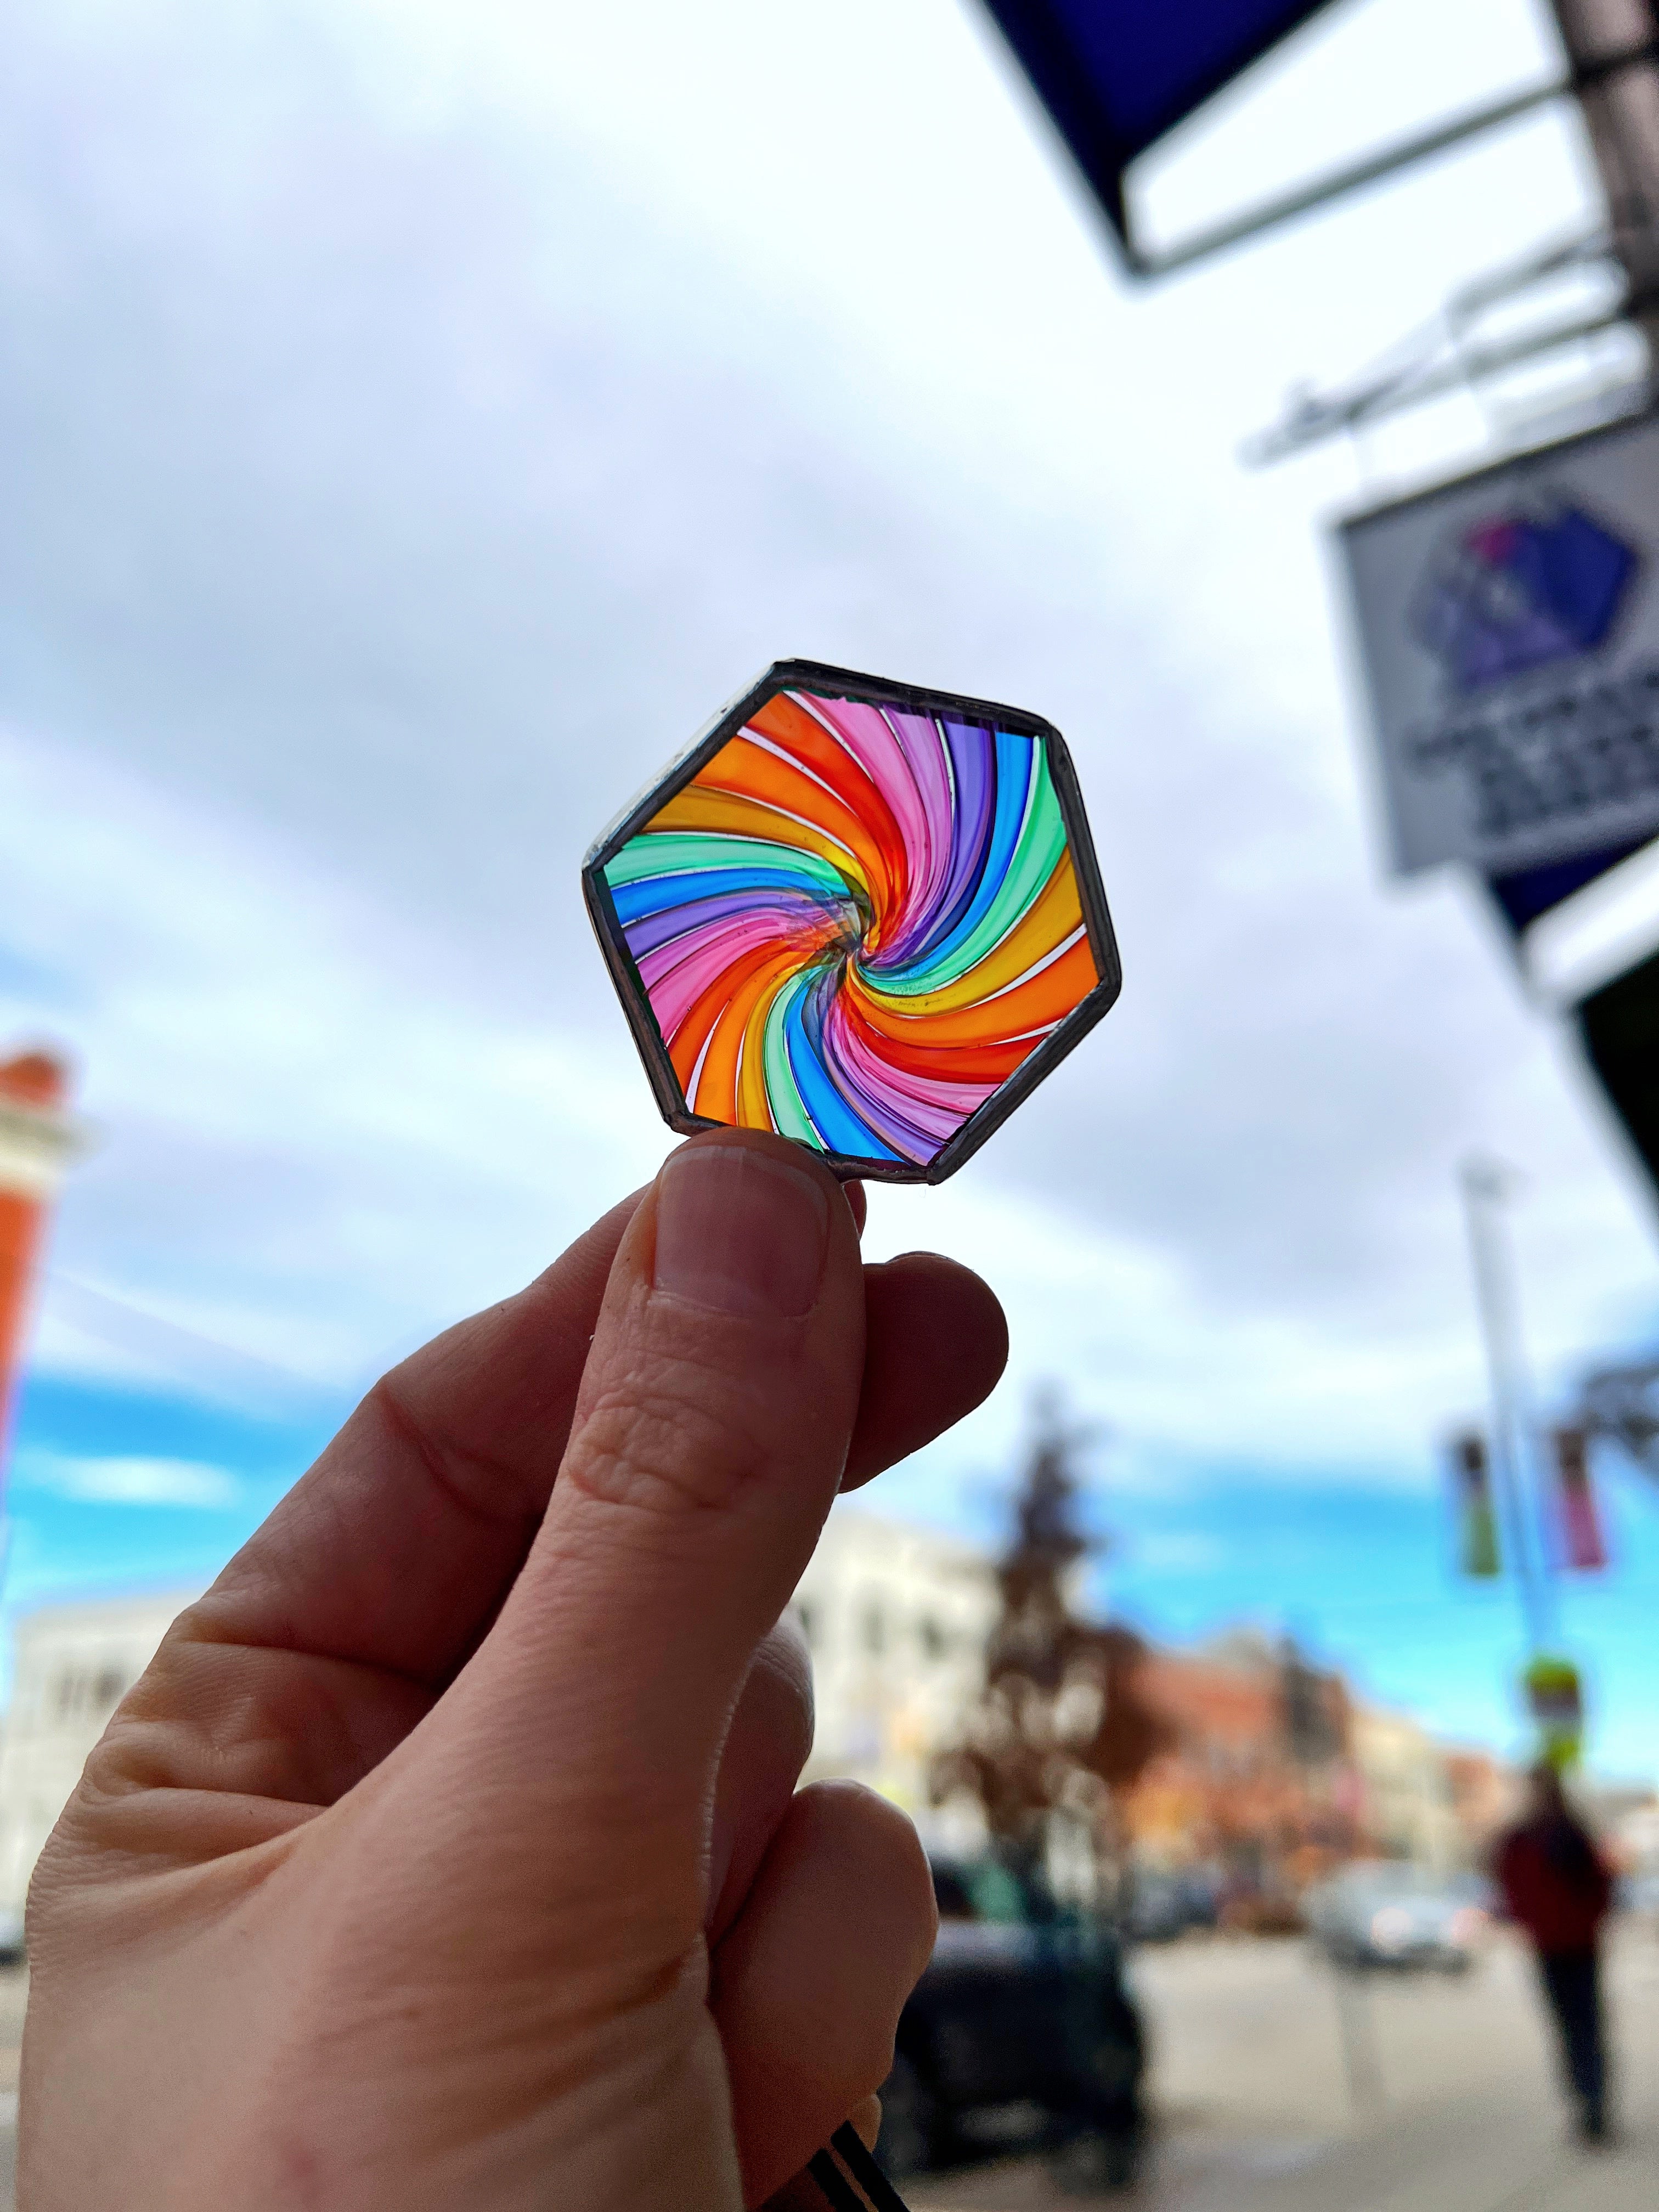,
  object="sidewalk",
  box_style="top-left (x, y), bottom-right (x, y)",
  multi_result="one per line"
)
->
top-left (0, 1931), bottom-right (1652, 2207)
top-left (910, 1923), bottom-right (1659, 2212)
